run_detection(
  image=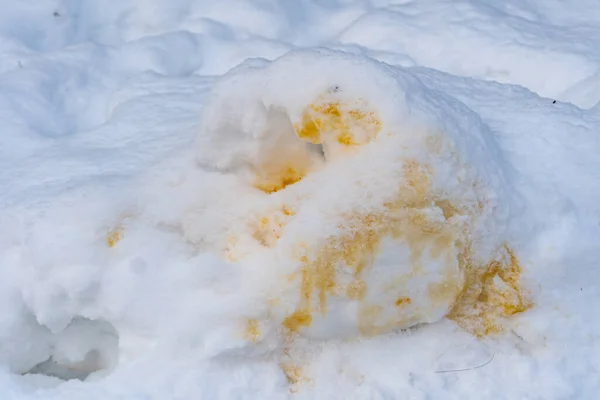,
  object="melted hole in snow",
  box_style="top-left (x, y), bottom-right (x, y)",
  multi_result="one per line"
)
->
top-left (251, 95), bottom-right (379, 194)
top-left (26, 318), bottom-right (119, 381)
top-left (251, 108), bottom-right (325, 194)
